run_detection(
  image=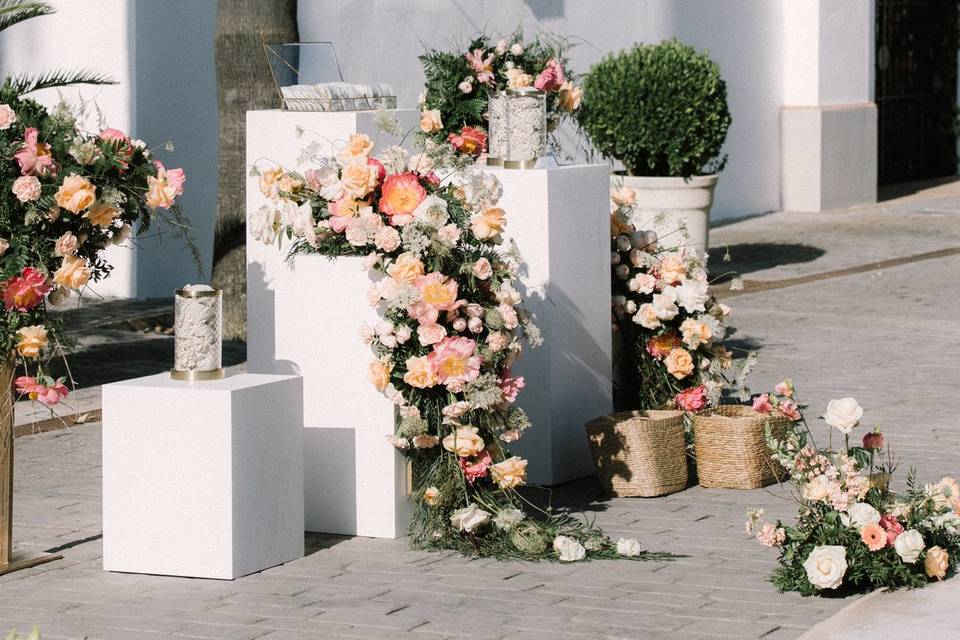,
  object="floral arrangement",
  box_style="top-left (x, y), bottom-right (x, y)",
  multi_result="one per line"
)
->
top-left (609, 186), bottom-right (735, 410)
top-left (249, 129), bottom-right (664, 562)
top-left (417, 32), bottom-right (581, 159)
top-left (0, 83), bottom-right (188, 406)
top-left (747, 387), bottom-right (960, 595)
